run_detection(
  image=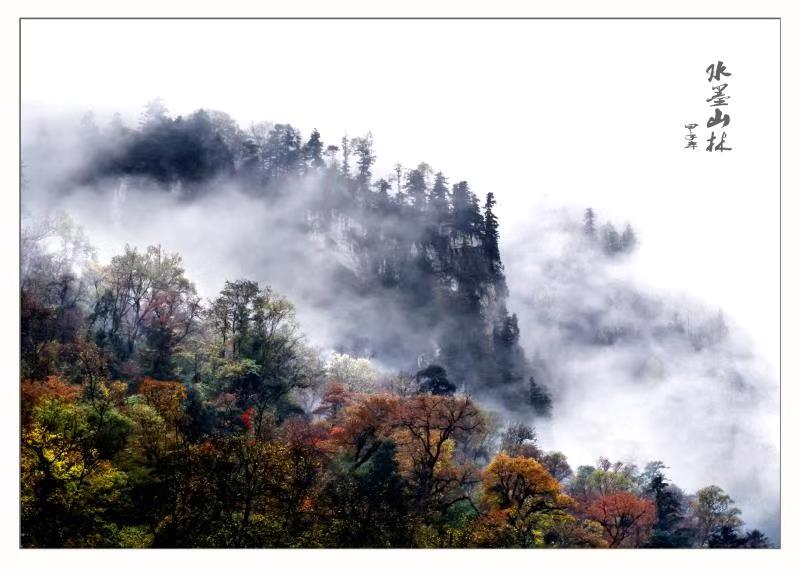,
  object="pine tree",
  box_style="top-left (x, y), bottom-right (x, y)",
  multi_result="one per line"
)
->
top-left (404, 164), bottom-right (429, 211)
top-left (602, 223), bottom-right (621, 255)
top-left (341, 135), bottom-right (351, 179)
top-left (429, 171), bottom-right (450, 222)
top-left (415, 364), bottom-right (456, 395)
top-left (393, 163), bottom-right (403, 194)
top-left (620, 223), bottom-right (637, 252)
top-left (483, 192), bottom-right (502, 276)
top-left (352, 133), bottom-right (376, 189)
top-left (584, 207), bottom-right (596, 237)
top-left (452, 181), bottom-right (483, 241)
top-left (303, 128), bottom-right (325, 169)
top-left (528, 377), bottom-right (553, 417)
top-left (241, 137), bottom-right (262, 179)
top-left (373, 178), bottom-right (392, 215)
top-left (262, 124), bottom-right (302, 180)
top-left (280, 125), bottom-right (302, 175)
